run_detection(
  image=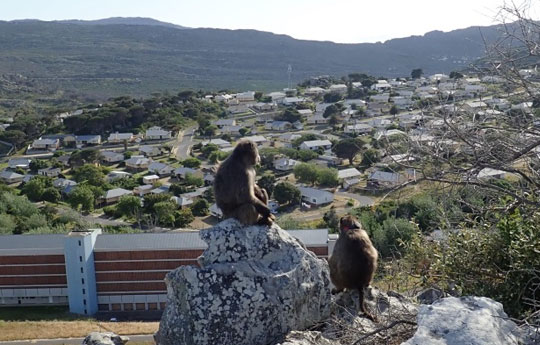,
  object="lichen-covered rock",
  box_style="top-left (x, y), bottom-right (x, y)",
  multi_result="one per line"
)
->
top-left (401, 296), bottom-right (524, 345)
top-left (278, 331), bottom-right (339, 345)
top-left (82, 332), bottom-right (129, 345)
top-left (155, 219), bottom-right (331, 345)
